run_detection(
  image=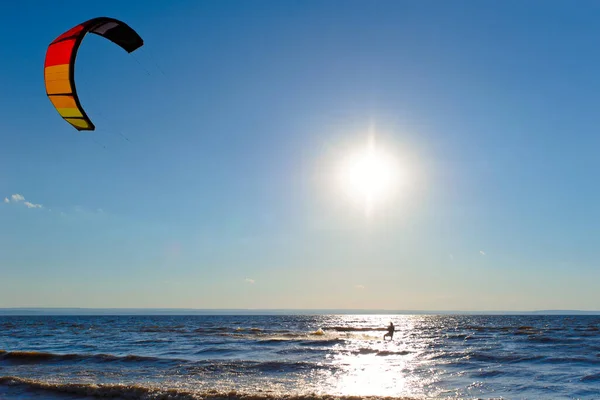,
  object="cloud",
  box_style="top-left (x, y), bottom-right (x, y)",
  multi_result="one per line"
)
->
top-left (4, 193), bottom-right (43, 209)
top-left (65, 205), bottom-right (107, 217)
top-left (245, 278), bottom-right (255, 284)
top-left (3, 193), bottom-right (107, 216)
top-left (449, 254), bottom-right (454, 260)
top-left (355, 284), bottom-right (365, 290)
top-left (24, 202), bottom-right (43, 209)
top-left (480, 250), bottom-right (486, 256)
top-left (11, 194), bottom-right (24, 202)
